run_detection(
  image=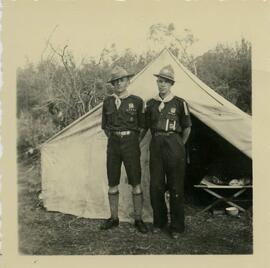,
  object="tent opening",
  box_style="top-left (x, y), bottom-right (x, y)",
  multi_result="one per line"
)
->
top-left (186, 114), bottom-right (252, 190)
